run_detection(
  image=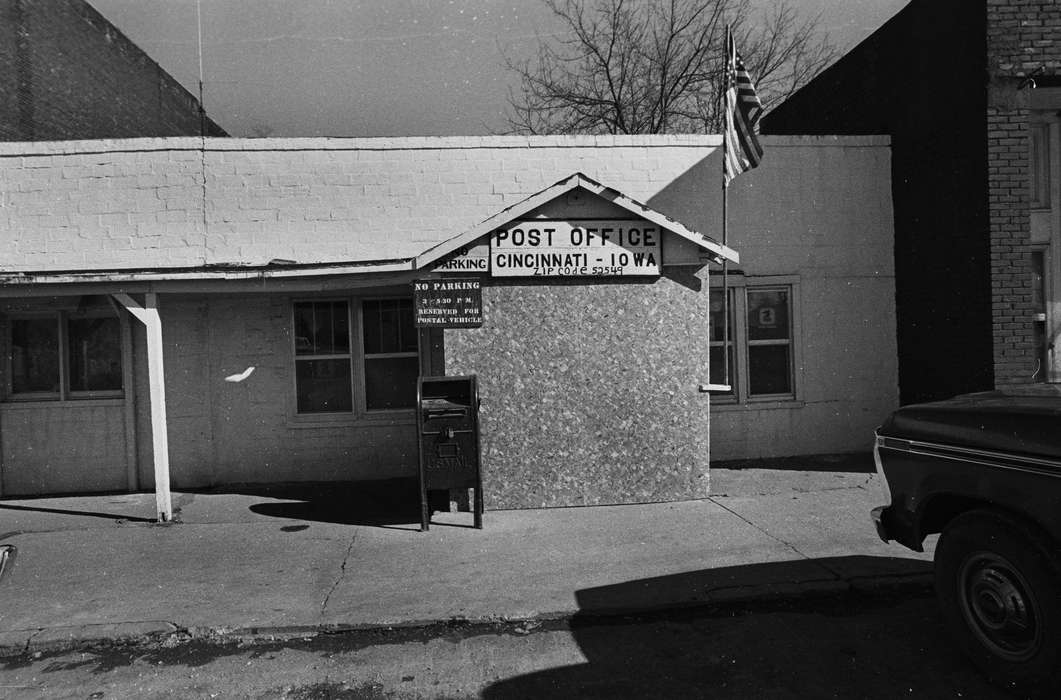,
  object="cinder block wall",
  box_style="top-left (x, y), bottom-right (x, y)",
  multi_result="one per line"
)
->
top-left (987, 0), bottom-right (1061, 385)
top-left (1, 135), bottom-right (731, 271)
top-left (0, 0), bottom-right (225, 141)
top-left (1, 135), bottom-right (890, 273)
top-left (132, 292), bottom-right (419, 491)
